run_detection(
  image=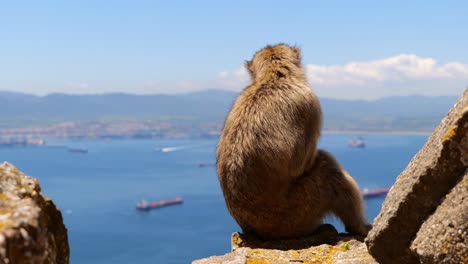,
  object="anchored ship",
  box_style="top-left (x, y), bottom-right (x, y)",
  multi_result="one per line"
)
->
top-left (136, 197), bottom-right (183, 210)
top-left (362, 188), bottom-right (390, 199)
